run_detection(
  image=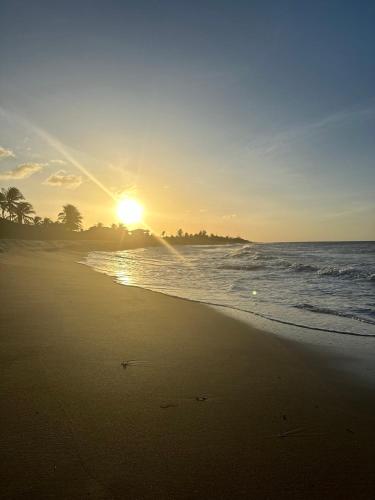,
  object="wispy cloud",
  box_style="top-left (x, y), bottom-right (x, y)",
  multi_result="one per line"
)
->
top-left (0, 146), bottom-right (15, 159)
top-left (245, 106), bottom-right (375, 157)
top-left (44, 170), bottom-right (82, 189)
top-left (0, 162), bottom-right (44, 179)
top-left (49, 159), bottom-right (67, 165)
top-left (222, 213), bottom-right (237, 220)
